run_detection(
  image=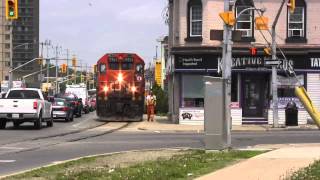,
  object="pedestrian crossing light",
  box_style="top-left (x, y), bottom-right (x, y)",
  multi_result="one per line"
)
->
top-left (5, 0), bottom-right (18, 20)
top-left (250, 47), bottom-right (257, 56)
top-left (219, 11), bottom-right (235, 26)
top-left (288, 0), bottom-right (296, 14)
